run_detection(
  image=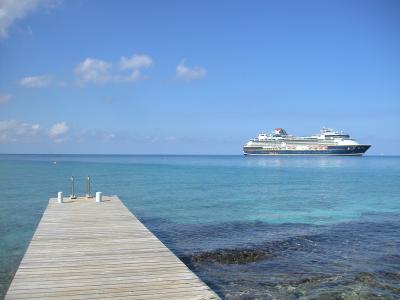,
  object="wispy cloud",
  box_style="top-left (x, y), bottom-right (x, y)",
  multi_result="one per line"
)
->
top-left (48, 121), bottom-right (69, 138)
top-left (0, 120), bottom-right (68, 143)
top-left (0, 93), bottom-right (11, 104)
top-left (0, 119), bottom-right (128, 147)
top-left (118, 54), bottom-right (152, 82)
top-left (74, 54), bottom-right (153, 85)
top-left (74, 58), bottom-right (111, 85)
top-left (74, 128), bottom-right (121, 144)
top-left (120, 54), bottom-right (152, 70)
top-left (0, 120), bottom-right (40, 142)
top-left (176, 59), bottom-right (206, 81)
top-left (19, 74), bottom-right (53, 87)
top-left (0, 0), bottom-right (61, 39)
